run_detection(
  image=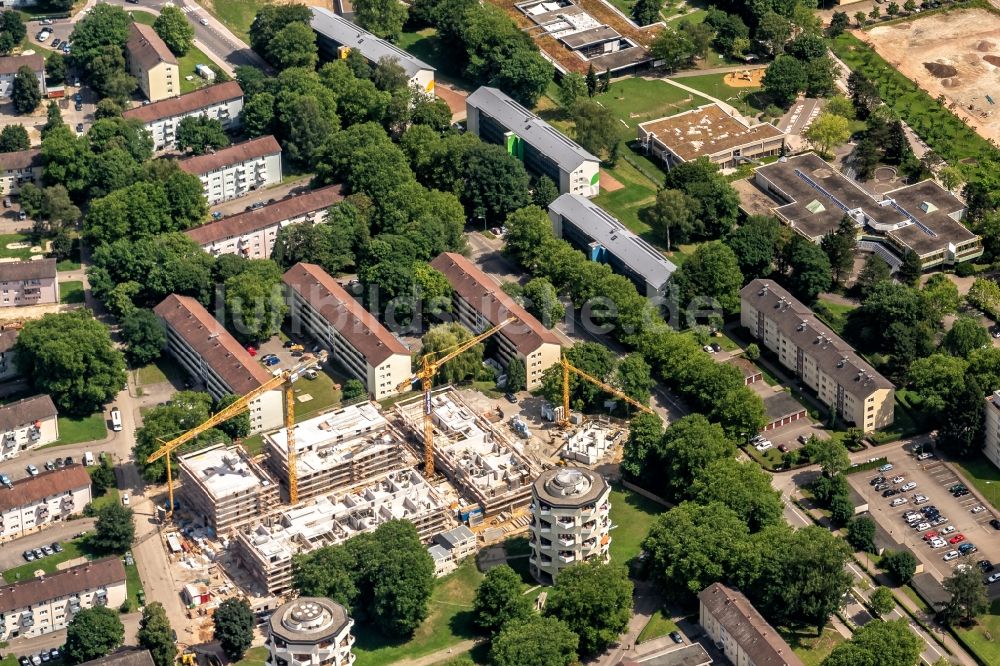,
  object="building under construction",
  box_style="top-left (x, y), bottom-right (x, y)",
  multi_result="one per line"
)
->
top-left (395, 389), bottom-right (536, 522)
top-left (232, 469), bottom-right (451, 596)
top-left (264, 401), bottom-right (406, 503)
top-left (178, 444), bottom-right (279, 537)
